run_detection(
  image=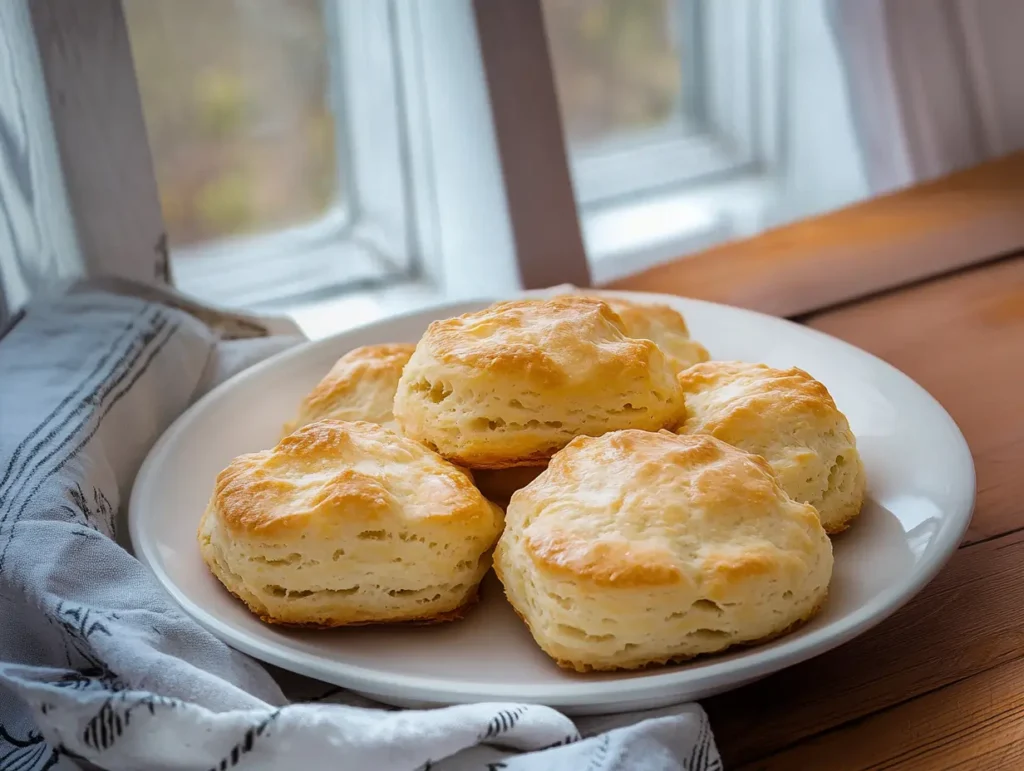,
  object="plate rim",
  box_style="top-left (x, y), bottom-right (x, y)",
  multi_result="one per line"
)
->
top-left (129, 290), bottom-right (976, 706)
